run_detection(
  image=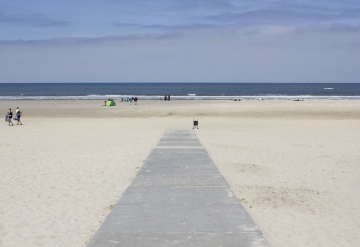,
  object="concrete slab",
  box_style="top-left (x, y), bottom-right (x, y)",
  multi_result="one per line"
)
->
top-left (86, 130), bottom-right (269, 247)
top-left (130, 175), bottom-right (228, 188)
top-left (88, 232), bottom-right (266, 247)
